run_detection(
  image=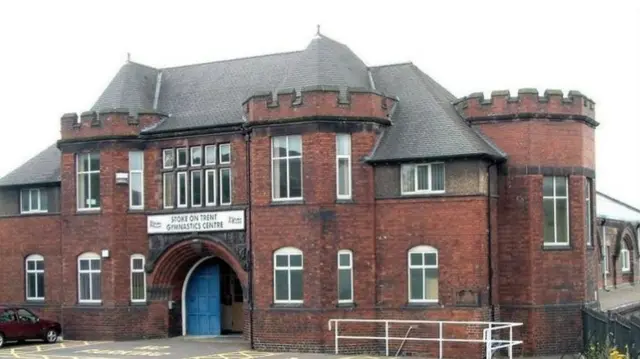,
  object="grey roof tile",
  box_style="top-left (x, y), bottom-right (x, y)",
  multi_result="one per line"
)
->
top-left (92, 62), bottom-right (158, 112)
top-left (0, 143), bottom-right (60, 187)
top-left (367, 63), bottom-right (505, 162)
